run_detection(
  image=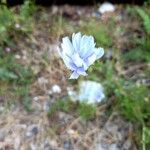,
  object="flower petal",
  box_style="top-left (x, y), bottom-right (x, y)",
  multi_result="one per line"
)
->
top-left (61, 53), bottom-right (76, 70)
top-left (69, 71), bottom-right (80, 79)
top-left (94, 47), bottom-right (104, 59)
top-left (79, 35), bottom-right (95, 58)
top-left (61, 37), bottom-right (74, 56)
top-left (85, 53), bottom-right (97, 67)
top-left (72, 32), bottom-right (81, 52)
top-left (72, 53), bottom-right (83, 67)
